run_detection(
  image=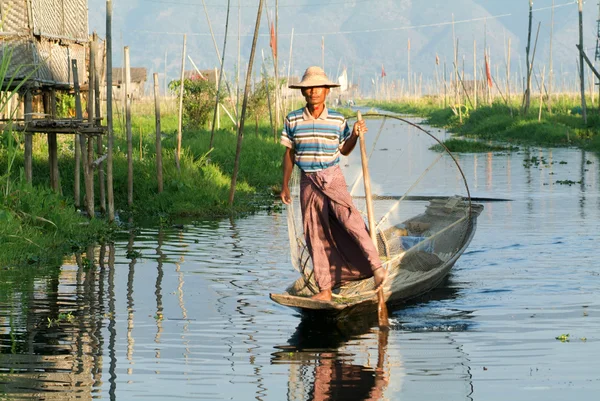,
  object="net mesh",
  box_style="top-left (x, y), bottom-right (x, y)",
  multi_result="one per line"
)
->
top-left (285, 112), bottom-right (478, 301)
